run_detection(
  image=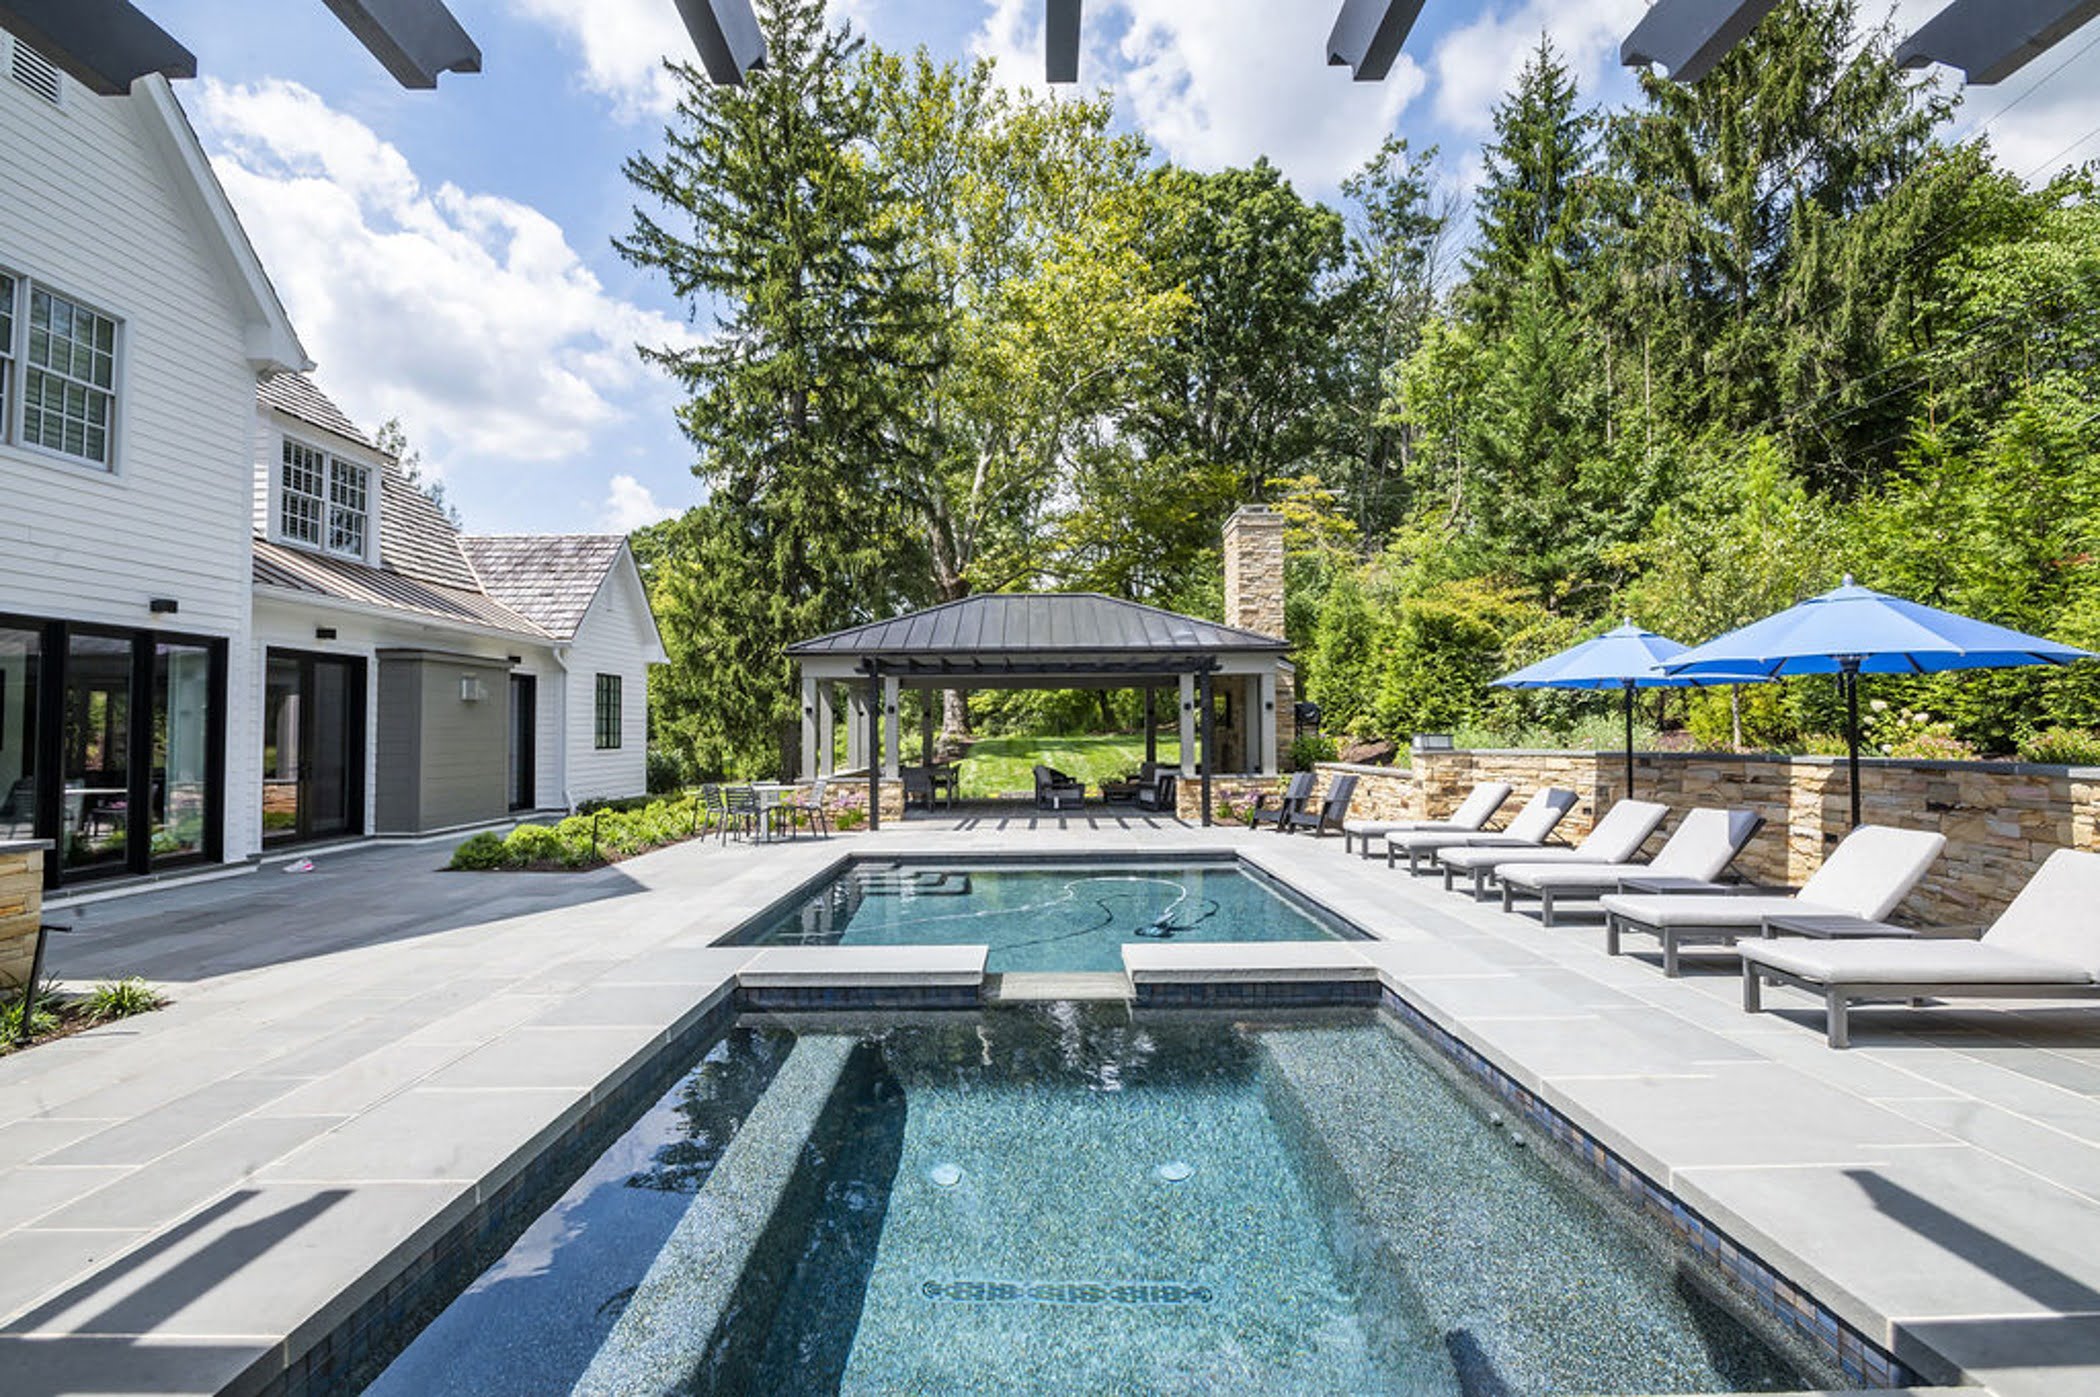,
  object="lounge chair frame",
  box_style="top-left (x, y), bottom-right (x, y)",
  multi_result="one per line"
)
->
top-left (1742, 962), bottom-right (2100, 1049)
